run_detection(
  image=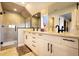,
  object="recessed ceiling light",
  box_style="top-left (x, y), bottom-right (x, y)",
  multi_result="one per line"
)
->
top-left (14, 9), bottom-right (17, 11)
